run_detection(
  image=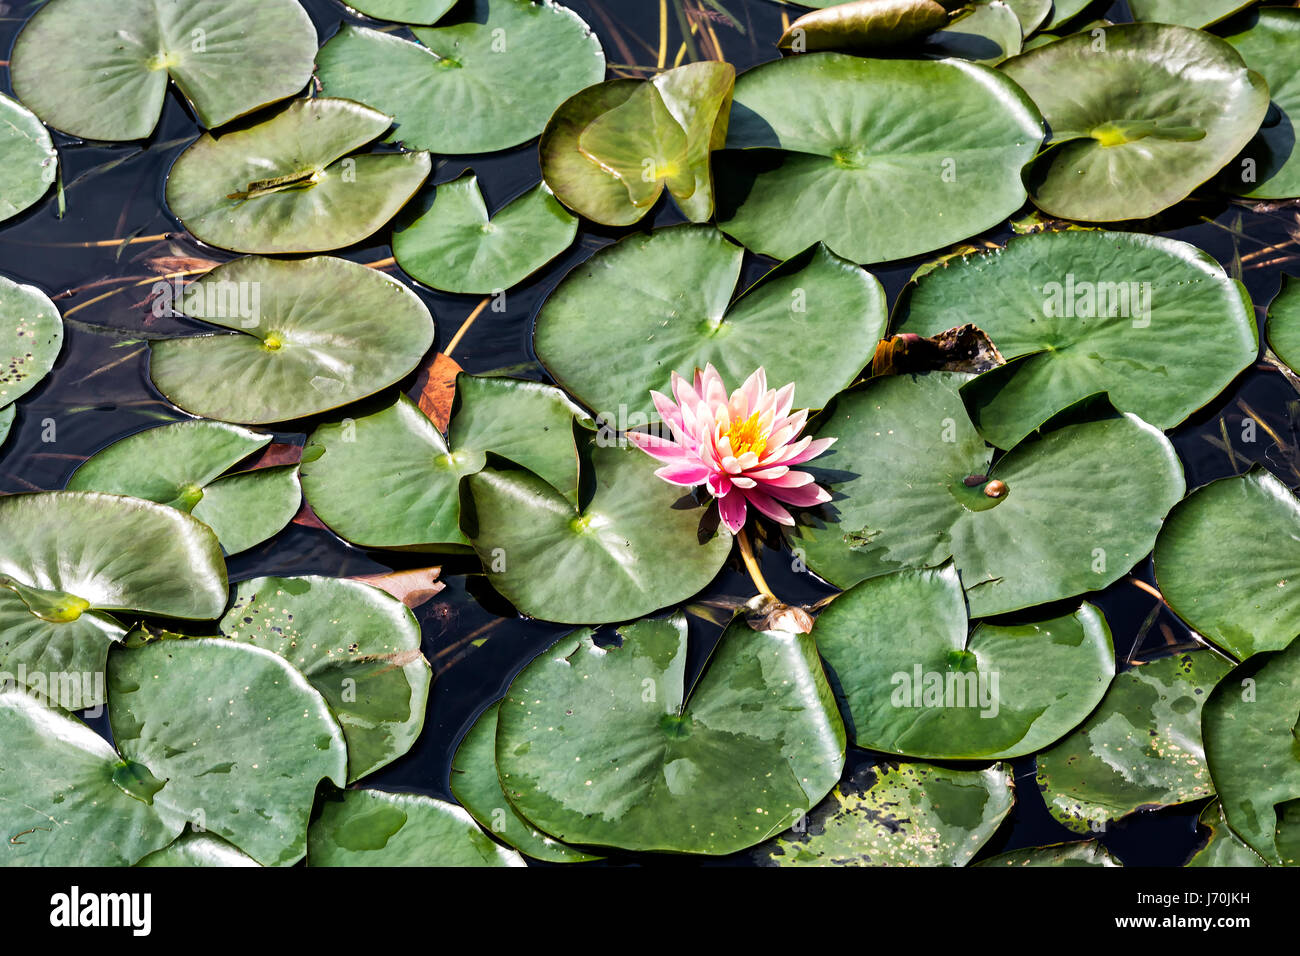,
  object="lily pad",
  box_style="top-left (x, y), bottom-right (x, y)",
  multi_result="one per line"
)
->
top-left (149, 256), bottom-right (435, 425)
top-left (813, 565), bottom-right (1114, 758)
top-left (1003, 0), bottom-right (1051, 34)
top-left (0, 688), bottom-right (184, 866)
top-left (976, 840), bottom-right (1121, 866)
top-left (0, 93), bottom-right (56, 223)
top-left (1, 275), bottom-right (63, 408)
top-left (754, 761), bottom-right (1014, 866)
top-left (315, 3), bottom-right (605, 155)
top-left (1222, 9), bottom-right (1300, 200)
top-left (1128, 0), bottom-right (1255, 29)
top-left (1268, 274), bottom-right (1300, 372)
top-left (10, 0), bottom-right (317, 142)
top-left (136, 830), bottom-right (260, 867)
top-left (345, 0), bottom-right (458, 23)
top-left (165, 98), bottom-right (431, 254)
top-left (1036, 651), bottom-right (1232, 833)
top-left (0, 492), bottom-right (228, 711)
top-left (793, 375), bottom-right (1185, 617)
top-left (0, 405), bottom-right (13, 448)
top-left (535, 225), bottom-right (887, 420)
top-left (716, 53), bottom-right (1043, 264)
top-left (1202, 635), bottom-right (1300, 864)
top-left (1186, 800), bottom-right (1267, 867)
top-left (66, 419), bottom-right (298, 555)
top-left (1044, 0), bottom-right (1094, 30)
top-left (307, 788), bottom-right (525, 866)
top-left (922, 1), bottom-right (1023, 65)
top-left (1153, 469), bottom-right (1300, 660)
top-left (450, 702), bottom-right (601, 862)
top-left (495, 613), bottom-right (846, 854)
top-left (461, 442), bottom-right (733, 624)
top-left (999, 24), bottom-right (1270, 221)
top-left (219, 576), bottom-right (431, 783)
top-left (894, 230), bottom-right (1258, 450)
top-left (108, 638), bottom-right (349, 867)
top-left (393, 174), bottom-right (577, 294)
top-left (541, 62), bottom-right (734, 225)
top-left (777, 0), bottom-right (952, 51)
top-left (302, 376), bottom-right (584, 550)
